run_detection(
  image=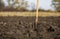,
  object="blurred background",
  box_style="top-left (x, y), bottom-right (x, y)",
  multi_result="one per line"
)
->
top-left (0, 0), bottom-right (60, 12)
